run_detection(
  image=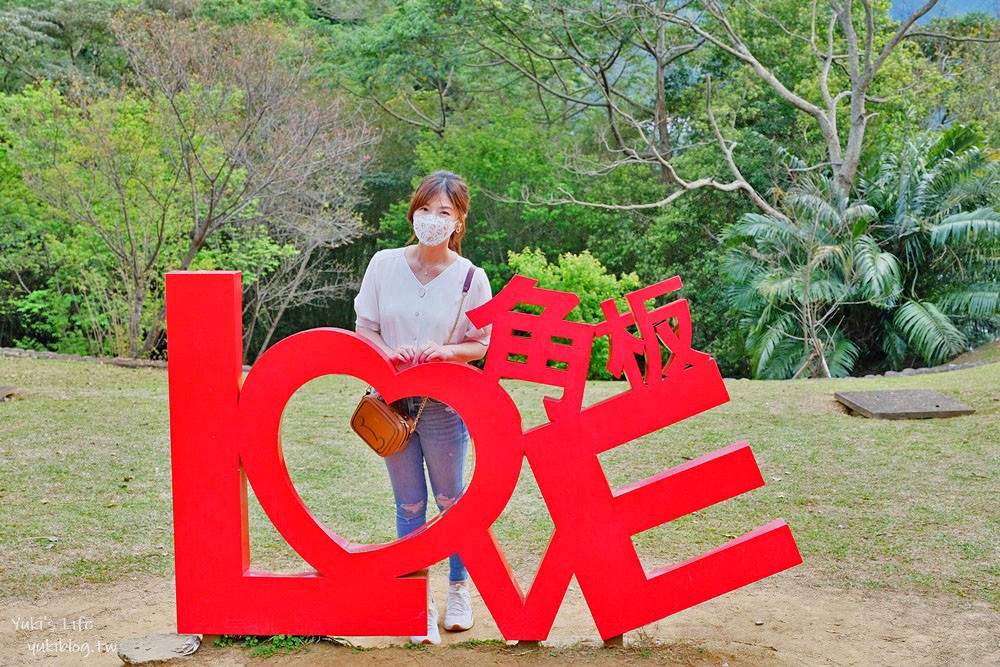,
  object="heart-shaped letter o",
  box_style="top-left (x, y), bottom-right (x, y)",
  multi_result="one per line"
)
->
top-left (237, 327), bottom-right (525, 580)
